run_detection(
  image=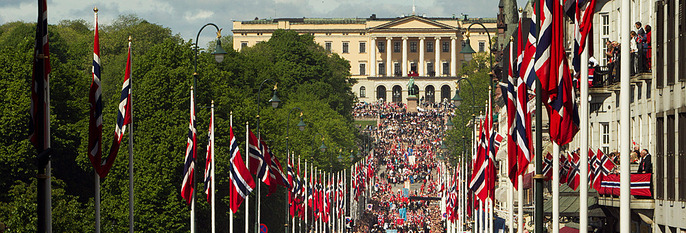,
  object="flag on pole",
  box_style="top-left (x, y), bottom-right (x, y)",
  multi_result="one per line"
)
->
top-left (229, 125), bottom-right (255, 213)
top-left (566, 151), bottom-right (581, 190)
top-left (99, 38), bottom-right (133, 178)
top-left (504, 40), bottom-right (519, 187)
top-left (593, 149), bottom-right (607, 190)
top-left (30, 0), bottom-right (51, 154)
top-left (470, 119), bottom-right (488, 201)
top-left (288, 160), bottom-right (296, 216)
top-left (265, 143), bottom-right (288, 196)
top-left (542, 152), bottom-right (553, 180)
top-left (516, 18), bottom-right (533, 178)
top-left (88, 9), bottom-right (104, 176)
top-left (180, 88), bottom-right (196, 205)
top-left (203, 110), bottom-right (214, 202)
top-left (248, 131), bottom-right (268, 182)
